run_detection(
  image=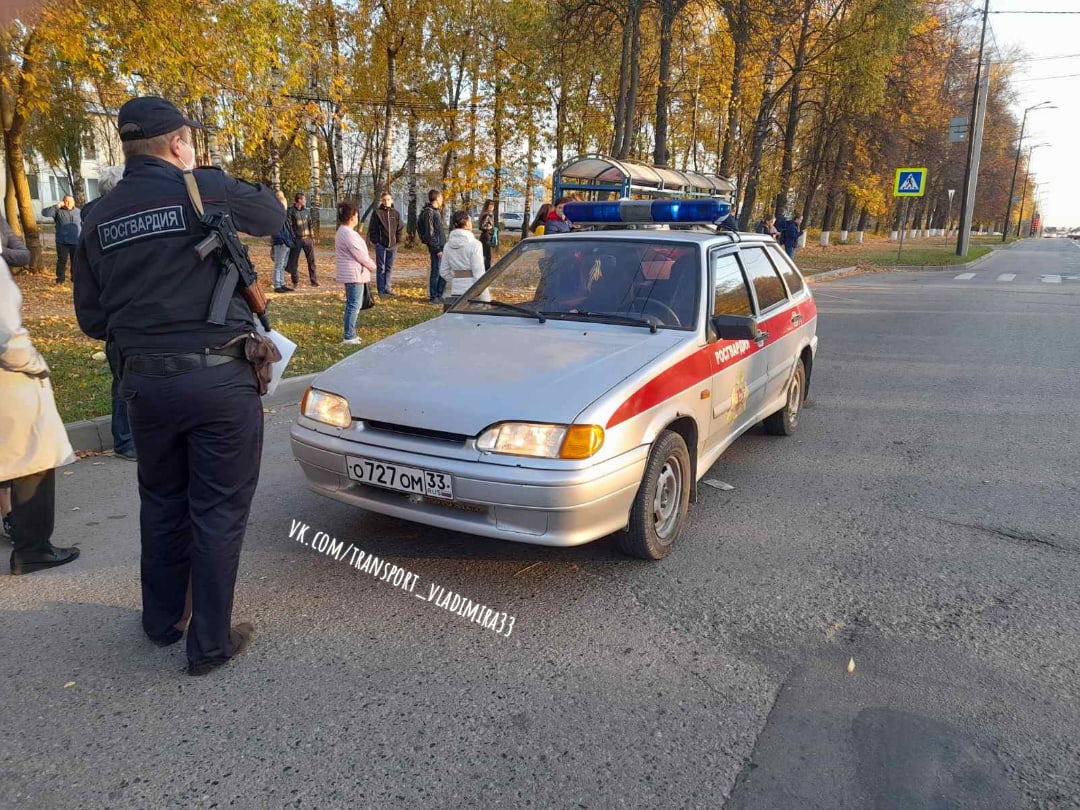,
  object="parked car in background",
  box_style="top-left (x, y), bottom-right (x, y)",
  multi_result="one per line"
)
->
top-left (500, 212), bottom-right (525, 232)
